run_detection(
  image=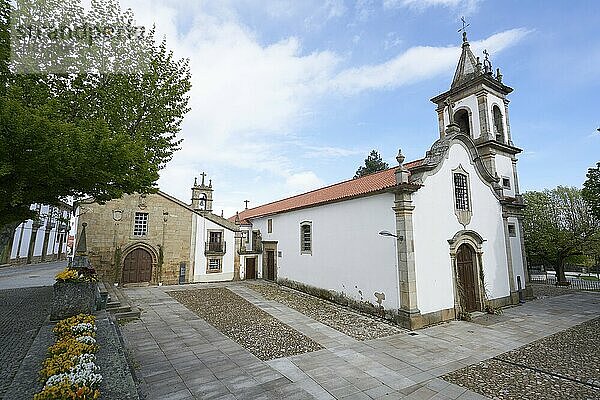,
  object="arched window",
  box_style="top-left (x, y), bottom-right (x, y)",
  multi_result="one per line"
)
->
top-left (493, 105), bottom-right (504, 142)
top-left (454, 109), bottom-right (471, 136)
